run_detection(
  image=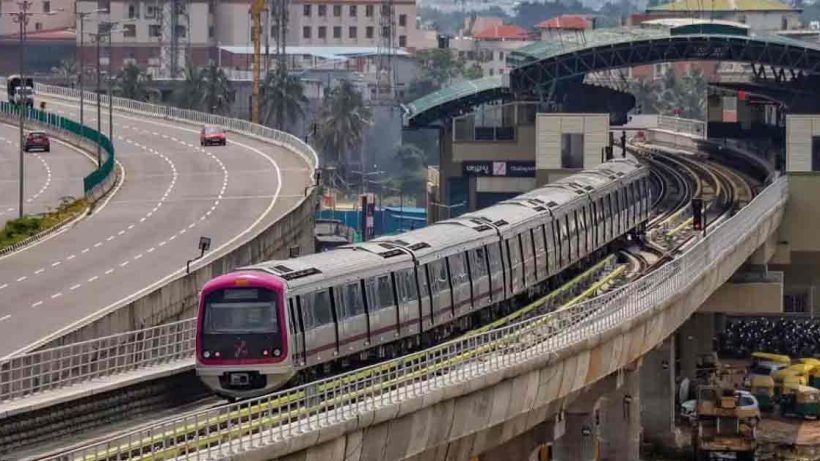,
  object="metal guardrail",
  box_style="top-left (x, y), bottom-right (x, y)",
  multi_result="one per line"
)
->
top-left (0, 319), bottom-right (196, 402)
top-left (31, 83), bottom-right (318, 170)
top-left (52, 177), bottom-right (787, 461)
top-left (657, 115), bottom-right (706, 139)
